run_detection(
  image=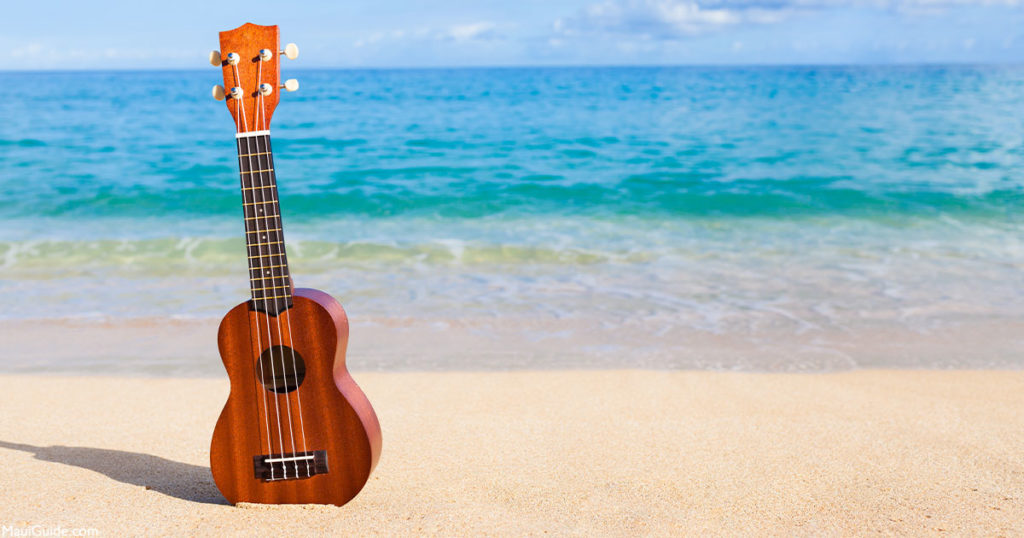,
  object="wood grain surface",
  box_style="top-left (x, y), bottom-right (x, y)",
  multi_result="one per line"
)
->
top-left (216, 23), bottom-right (281, 133)
top-left (210, 288), bottom-right (382, 506)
